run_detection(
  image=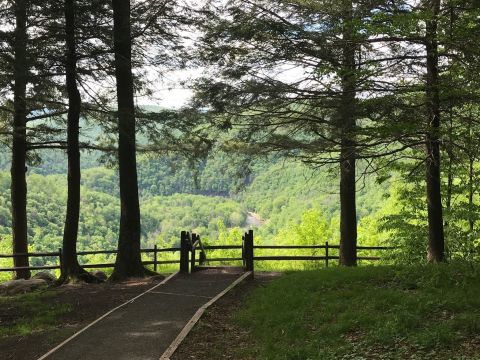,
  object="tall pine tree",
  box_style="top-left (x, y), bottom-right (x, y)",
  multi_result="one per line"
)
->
top-left (110, 0), bottom-right (147, 280)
